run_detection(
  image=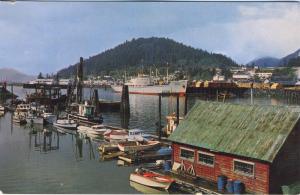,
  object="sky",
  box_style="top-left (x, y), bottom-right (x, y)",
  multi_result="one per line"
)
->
top-left (0, 1), bottom-right (299, 75)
